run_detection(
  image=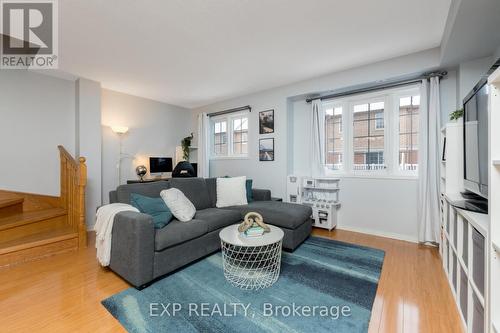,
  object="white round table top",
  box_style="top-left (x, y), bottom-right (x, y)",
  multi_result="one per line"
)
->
top-left (219, 224), bottom-right (284, 247)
